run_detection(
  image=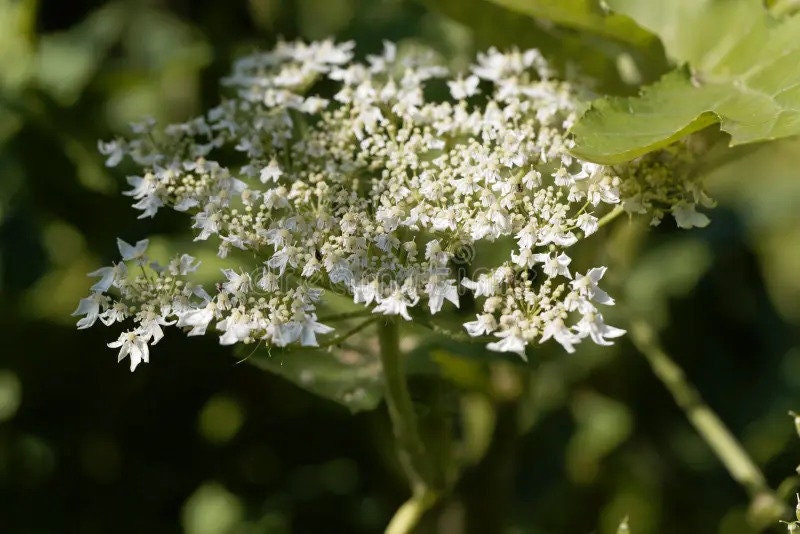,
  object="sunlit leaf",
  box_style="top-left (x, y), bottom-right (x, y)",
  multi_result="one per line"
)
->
top-left (249, 347), bottom-right (383, 413)
top-left (421, 0), bottom-right (667, 94)
top-left (571, 0), bottom-right (800, 163)
top-left (566, 390), bottom-right (632, 484)
top-left (483, 0), bottom-right (654, 47)
top-left (624, 238), bottom-right (713, 327)
top-left (0, 0), bottom-right (37, 92)
top-left (34, 2), bottom-right (127, 105)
